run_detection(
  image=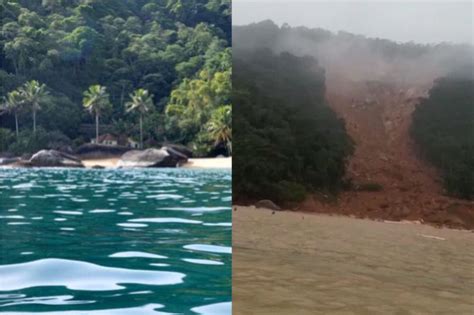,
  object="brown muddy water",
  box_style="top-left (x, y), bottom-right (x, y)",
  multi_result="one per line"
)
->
top-left (233, 206), bottom-right (474, 315)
